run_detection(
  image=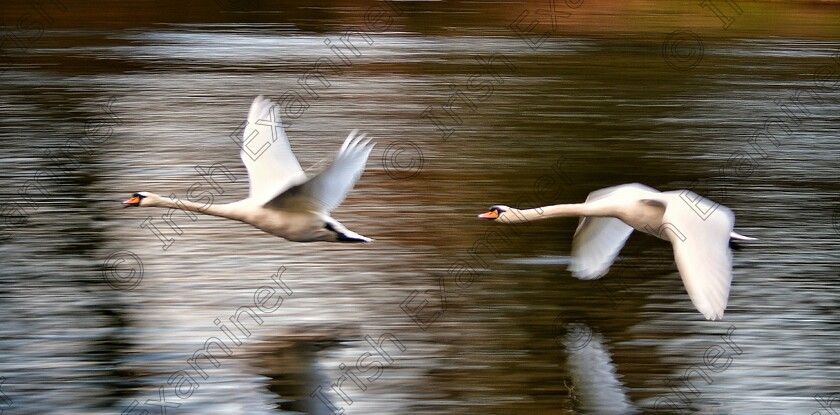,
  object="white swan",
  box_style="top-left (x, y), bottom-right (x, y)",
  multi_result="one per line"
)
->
top-left (479, 183), bottom-right (756, 320)
top-left (123, 95), bottom-right (375, 243)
